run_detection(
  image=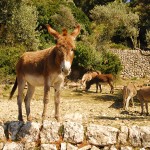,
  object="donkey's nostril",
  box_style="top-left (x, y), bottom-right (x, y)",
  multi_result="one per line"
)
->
top-left (61, 67), bottom-right (71, 75)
